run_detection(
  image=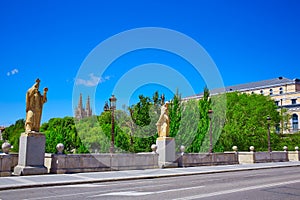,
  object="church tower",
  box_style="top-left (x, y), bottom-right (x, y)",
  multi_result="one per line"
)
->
top-left (75, 93), bottom-right (85, 119)
top-left (85, 96), bottom-right (92, 117)
top-left (75, 94), bottom-right (92, 120)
